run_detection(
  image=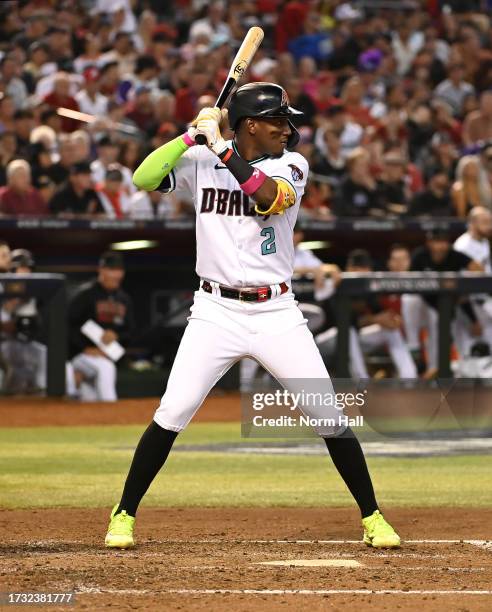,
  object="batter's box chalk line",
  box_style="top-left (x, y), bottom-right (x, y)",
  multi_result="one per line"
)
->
top-left (75, 587), bottom-right (492, 596)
